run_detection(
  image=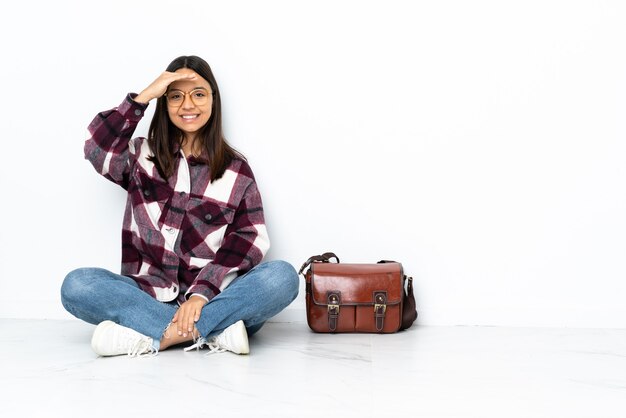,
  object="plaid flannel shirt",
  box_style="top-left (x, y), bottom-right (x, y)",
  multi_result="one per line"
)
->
top-left (84, 94), bottom-right (270, 304)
